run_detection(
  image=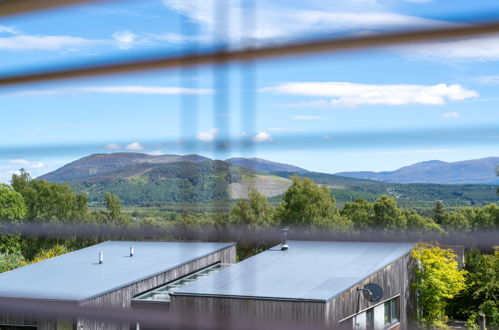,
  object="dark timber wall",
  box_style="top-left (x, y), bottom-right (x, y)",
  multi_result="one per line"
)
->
top-left (77, 244), bottom-right (235, 330)
top-left (327, 252), bottom-right (415, 328)
top-left (170, 252), bottom-right (415, 329)
top-left (171, 296), bottom-right (327, 326)
top-left (0, 245), bottom-right (236, 330)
